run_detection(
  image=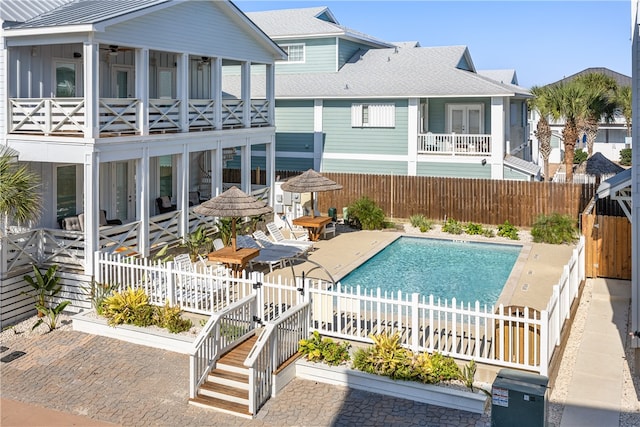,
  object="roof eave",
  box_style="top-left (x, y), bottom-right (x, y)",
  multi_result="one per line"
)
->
top-left (4, 24), bottom-right (95, 37)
